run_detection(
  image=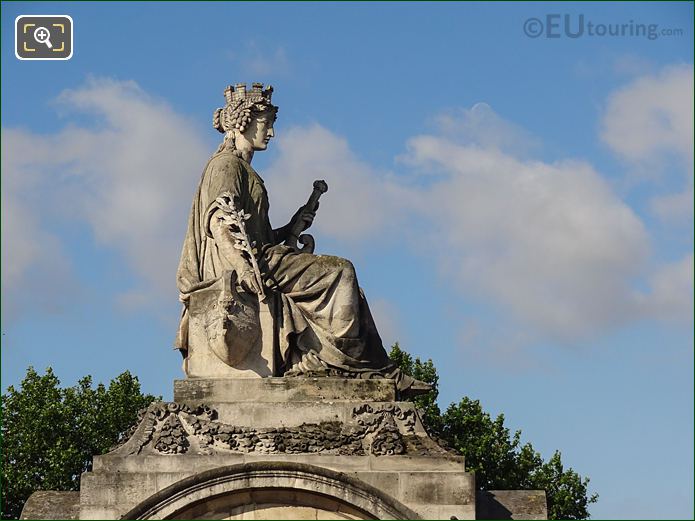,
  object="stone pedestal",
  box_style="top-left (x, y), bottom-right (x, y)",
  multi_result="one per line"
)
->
top-left (22, 378), bottom-right (546, 520)
top-left (80, 378), bottom-right (477, 519)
